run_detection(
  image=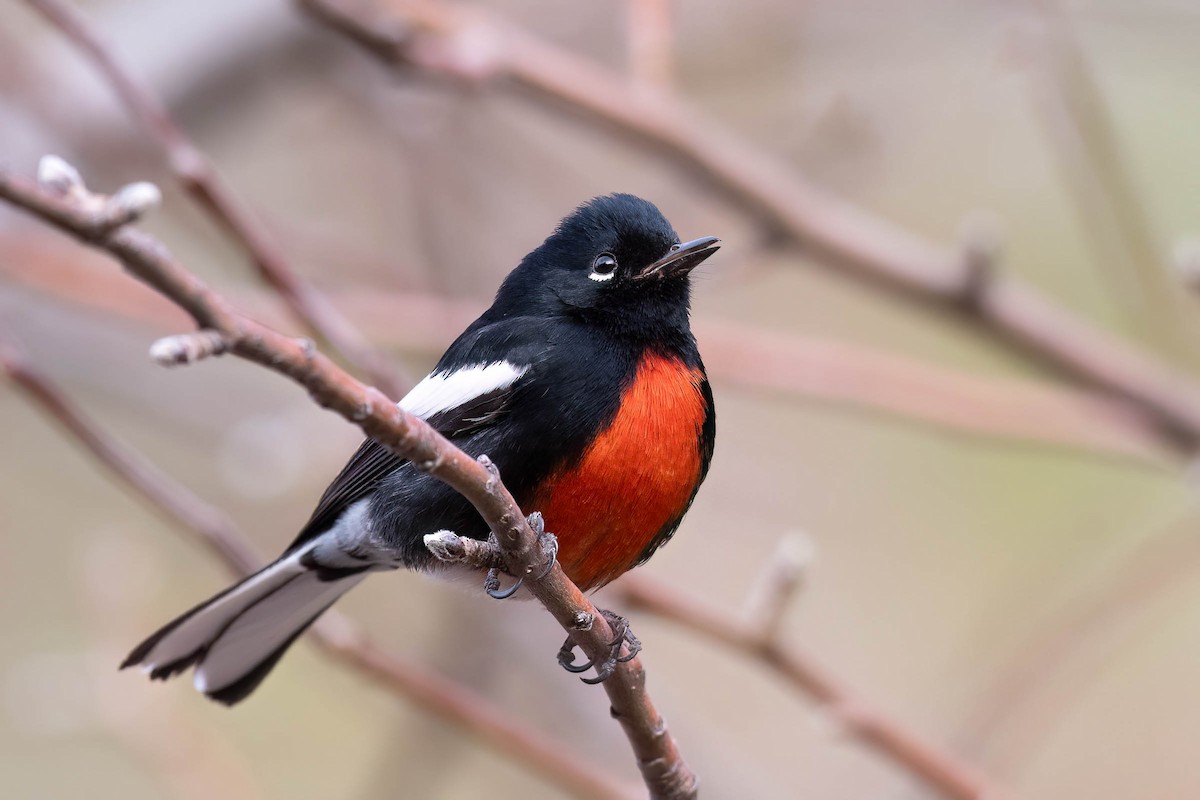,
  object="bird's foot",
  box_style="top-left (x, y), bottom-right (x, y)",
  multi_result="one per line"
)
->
top-left (556, 609), bottom-right (642, 684)
top-left (484, 567), bottom-right (523, 599)
top-left (484, 512), bottom-right (558, 599)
